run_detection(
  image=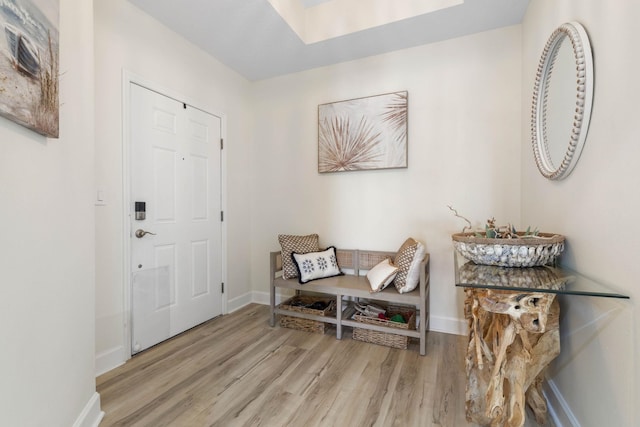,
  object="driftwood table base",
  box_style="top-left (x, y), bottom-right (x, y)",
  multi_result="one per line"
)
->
top-left (464, 288), bottom-right (560, 427)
